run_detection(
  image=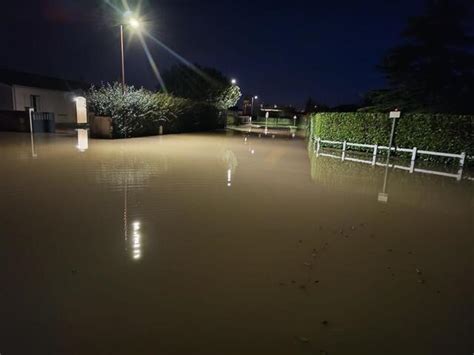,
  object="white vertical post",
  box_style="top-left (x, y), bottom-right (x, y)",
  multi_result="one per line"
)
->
top-left (342, 140), bottom-right (347, 161)
top-left (409, 147), bottom-right (417, 173)
top-left (411, 147), bottom-right (417, 161)
top-left (28, 108), bottom-right (37, 158)
top-left (459, 152), bottom-right (466, 167)
top-left (372, 144), bottom-right (378, 165)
